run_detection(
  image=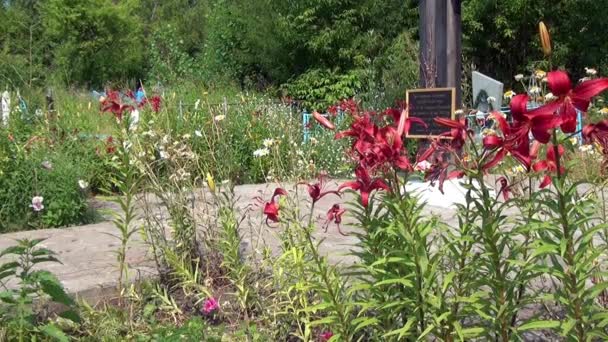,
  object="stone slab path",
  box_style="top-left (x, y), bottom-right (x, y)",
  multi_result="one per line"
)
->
top-left (0, 180), bottom-right (466, 304)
